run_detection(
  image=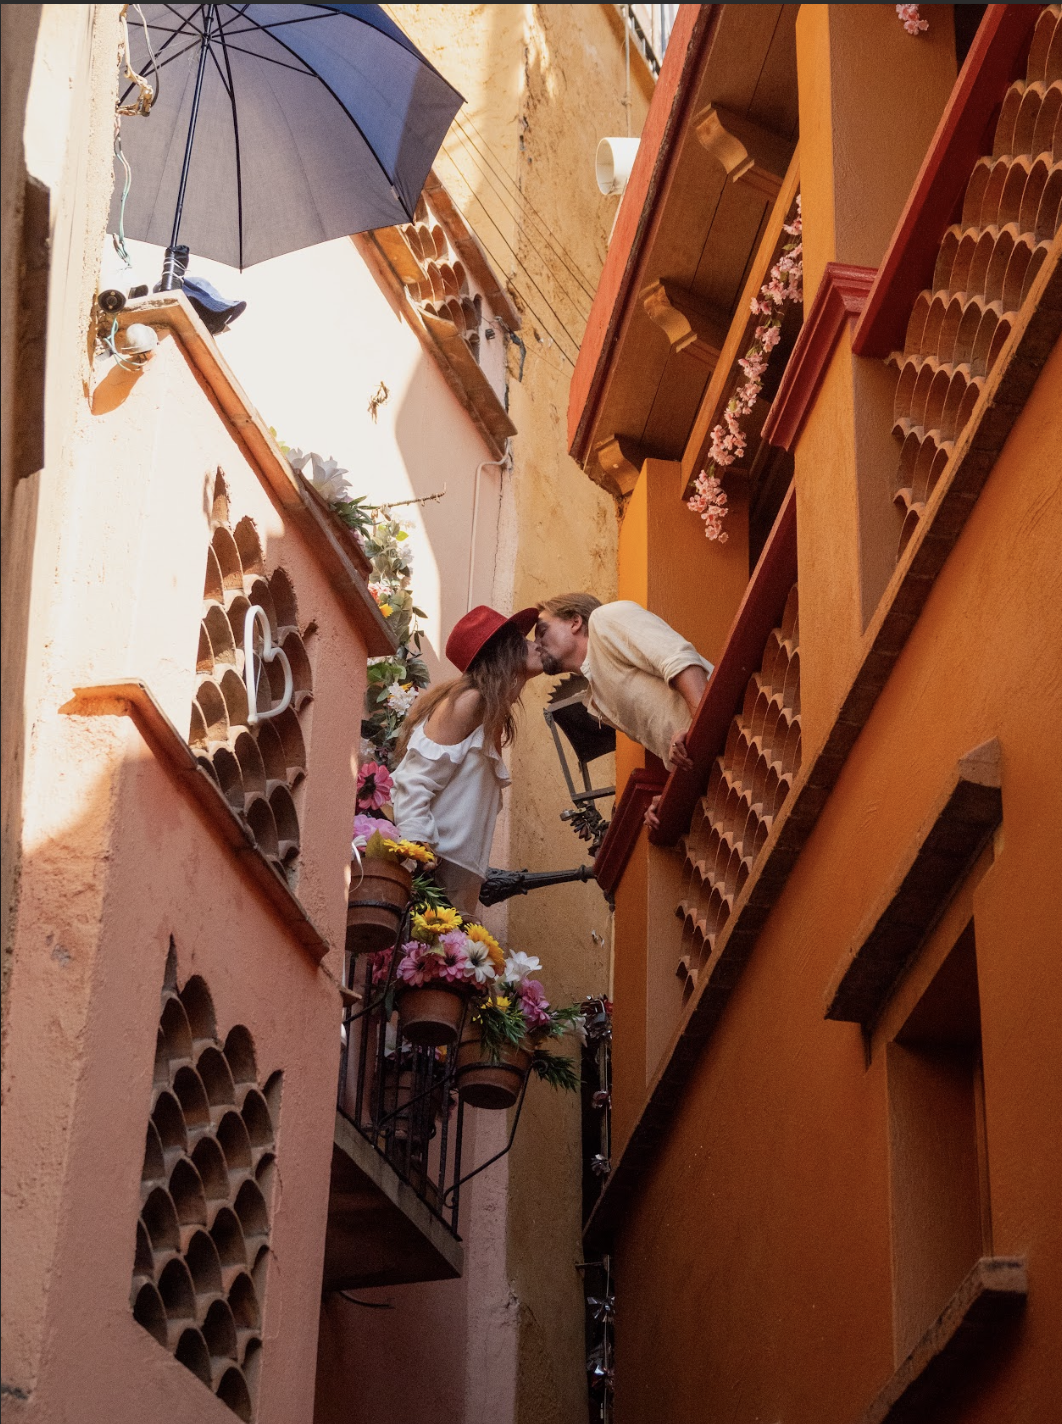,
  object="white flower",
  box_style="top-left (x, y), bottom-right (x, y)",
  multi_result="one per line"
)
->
top-left (308, 452), bottom-right (352, 503)
top-left (571, 1013), bottom-right (588, 1047)
top-left (286, 446), bottom-right (311, 474)
top-left (464, 941), bottom-right (497, 984)
top-left (503, 951), bottom-right (541, 983)
top-left (385, 682), bottom-right (417, 715)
